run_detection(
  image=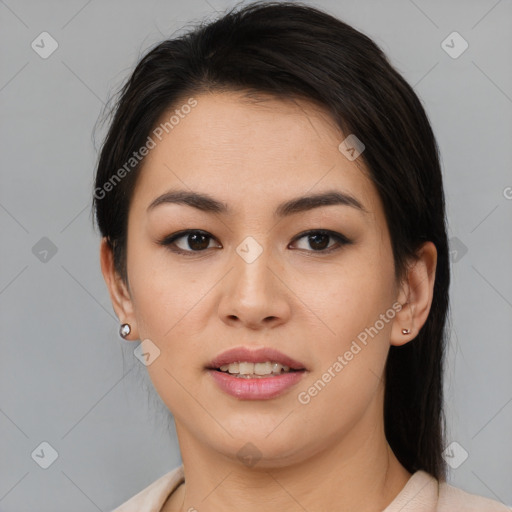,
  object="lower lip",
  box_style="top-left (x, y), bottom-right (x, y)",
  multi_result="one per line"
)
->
top-left (207, 369), bottom-right (306, 400)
